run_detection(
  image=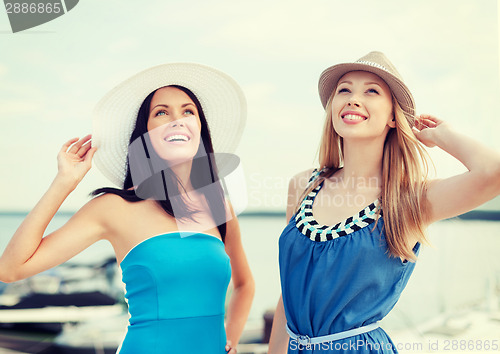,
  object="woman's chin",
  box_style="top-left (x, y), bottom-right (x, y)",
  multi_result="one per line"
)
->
top-left (160, 154), bottom-right (197, 168)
